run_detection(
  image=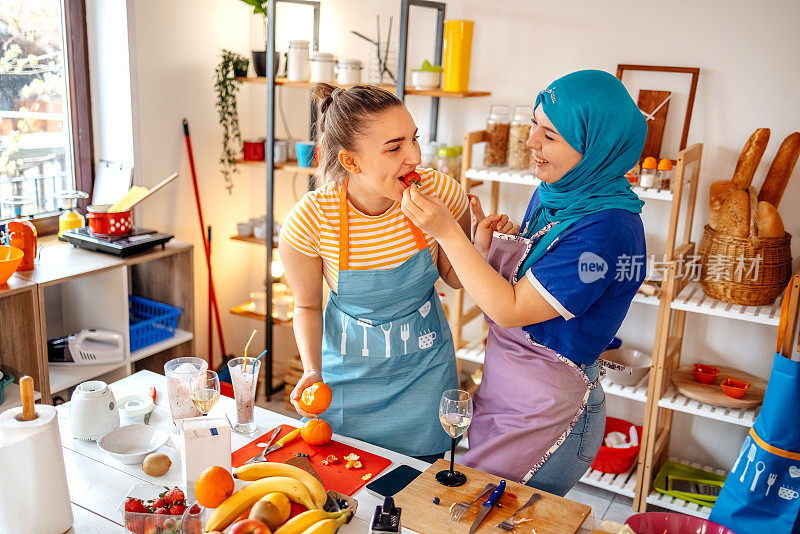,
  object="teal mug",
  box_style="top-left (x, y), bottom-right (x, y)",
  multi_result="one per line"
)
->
top-left (295, 142), bottom-right (316, 168)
